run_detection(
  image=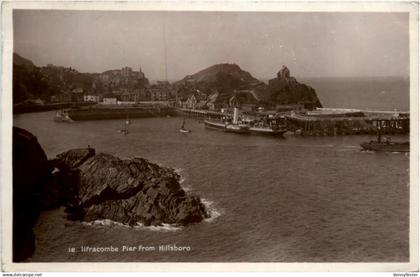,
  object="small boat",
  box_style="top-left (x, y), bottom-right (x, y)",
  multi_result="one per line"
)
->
top-left (361, 130), bottom-right (409, 152)
top-left (119, 120), bottom-right (129, 135)
top-left (180, 118), bottom-right (191, 133)
top-left (54, 110), bottom-right (73, 122)
top-left (360, 140), bottom-right (409, 152)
